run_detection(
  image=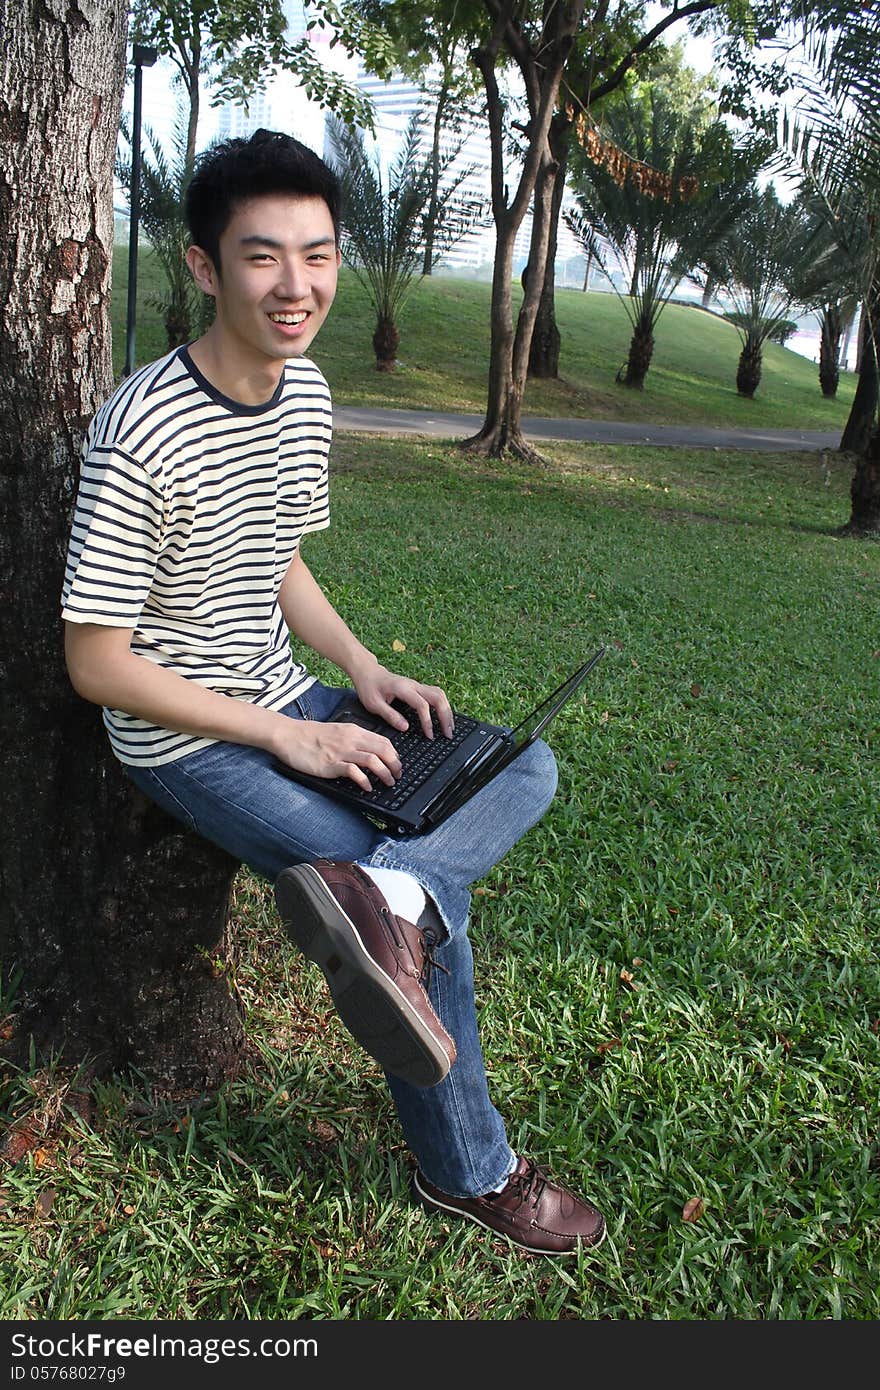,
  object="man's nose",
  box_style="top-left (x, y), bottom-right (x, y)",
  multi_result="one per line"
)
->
top-left (275, 259), bottom-right (309, 300)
